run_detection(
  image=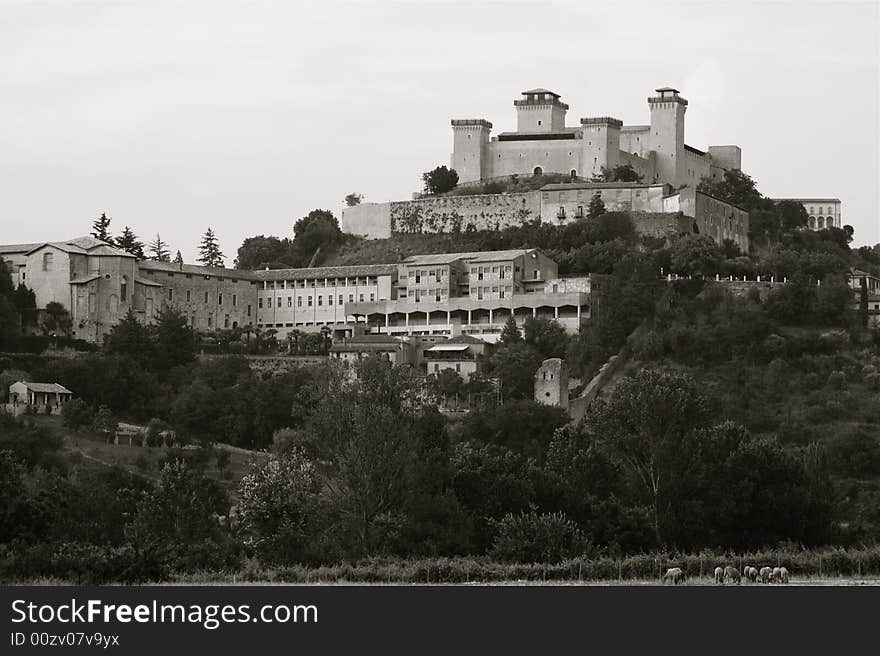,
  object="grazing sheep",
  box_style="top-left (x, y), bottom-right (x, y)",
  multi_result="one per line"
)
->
top-left (663, 567), bottom-right (686, 585)
top-left (759, 567), bottom-right (772, 584)
top-left (723, 565), bottom-right (741, 584)
top-left (779, 567), bottom-right (790, 583)
top-left (714, 566), bottom-right (724, 584)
